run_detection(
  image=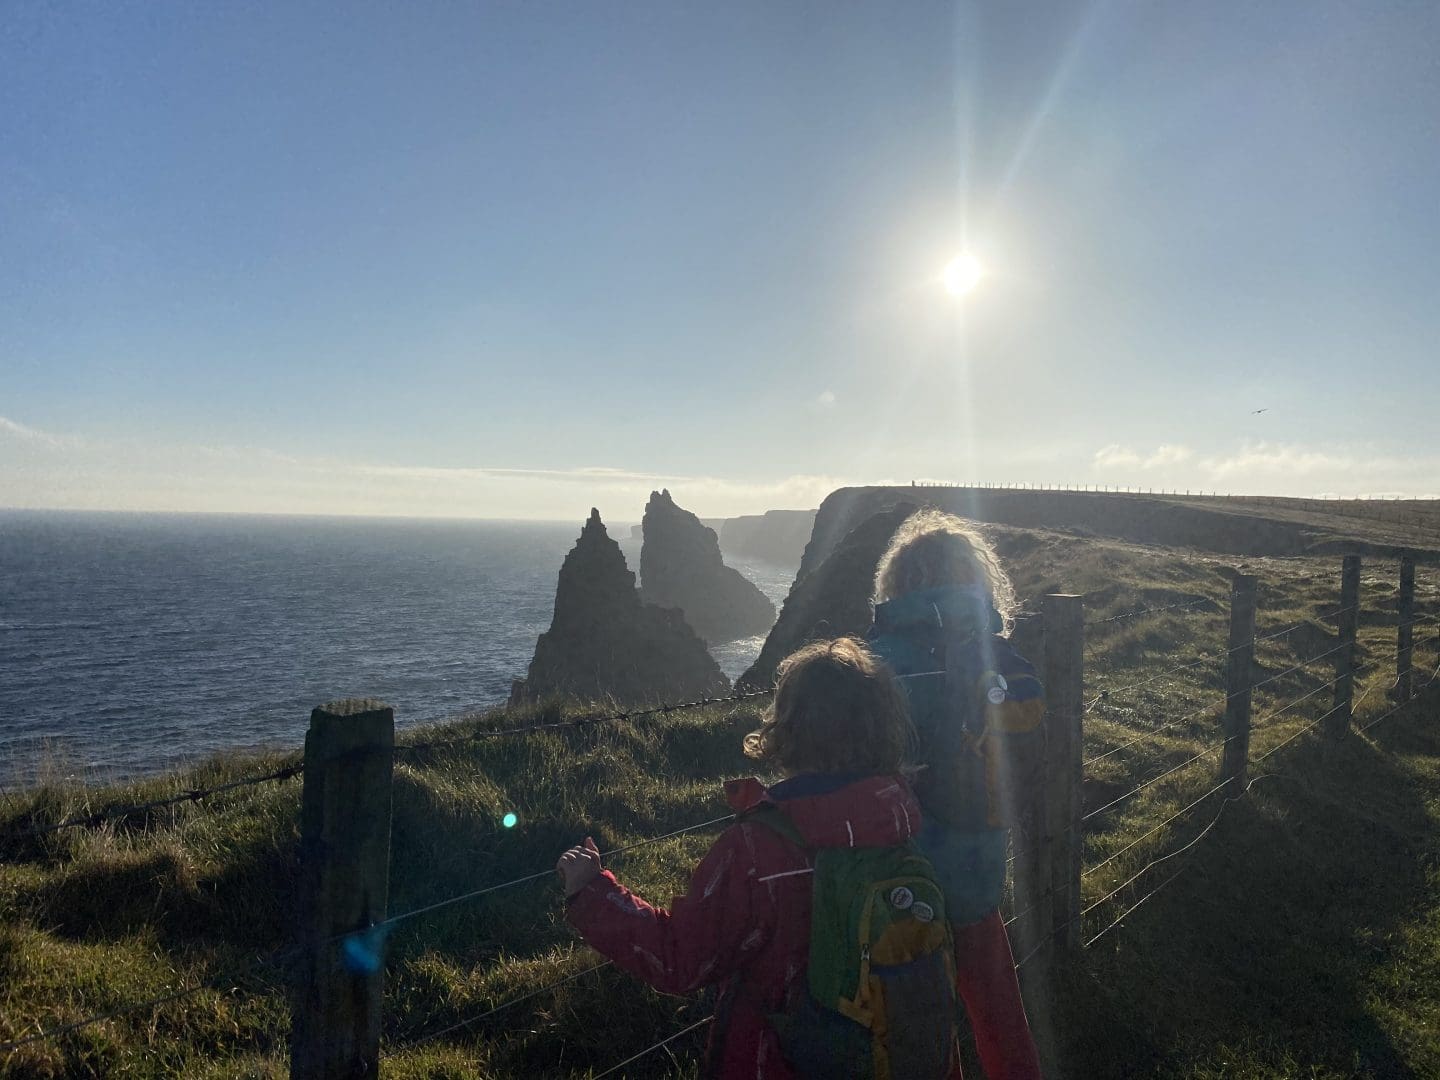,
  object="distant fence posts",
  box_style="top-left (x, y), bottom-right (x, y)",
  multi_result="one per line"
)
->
top-left (1222, 575), bottom-right (1258, 793)
top-left (1328, 556), bottom-right (1362, 739)
top-left (1042, 594), bottom-right (1084, 956)
top-left (1395, 555), bottom-right (1416, 702)
top-left (292, 700), bottom-right (395, 1080)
